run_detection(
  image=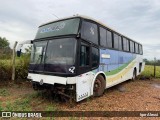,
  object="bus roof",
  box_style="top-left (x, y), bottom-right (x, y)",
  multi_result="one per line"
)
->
top-left (39, 15), bottom-right (141, 45)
